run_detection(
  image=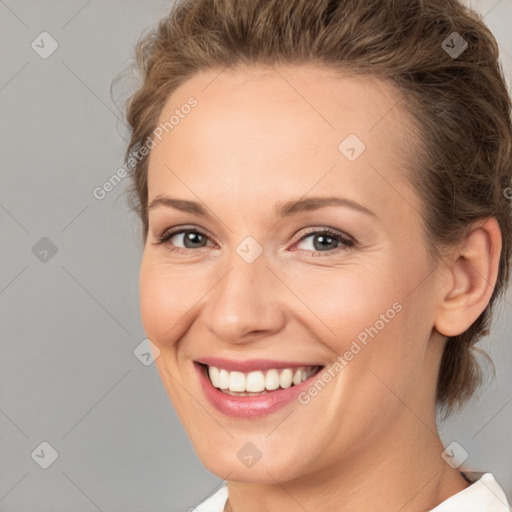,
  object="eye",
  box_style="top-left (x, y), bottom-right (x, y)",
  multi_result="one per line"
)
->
top-left (153, 225), bottom-right (355, 256)
top-left (154, 226), bottom-right (213, 253)
top-left (292, 227), bottom-right (355, 256)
